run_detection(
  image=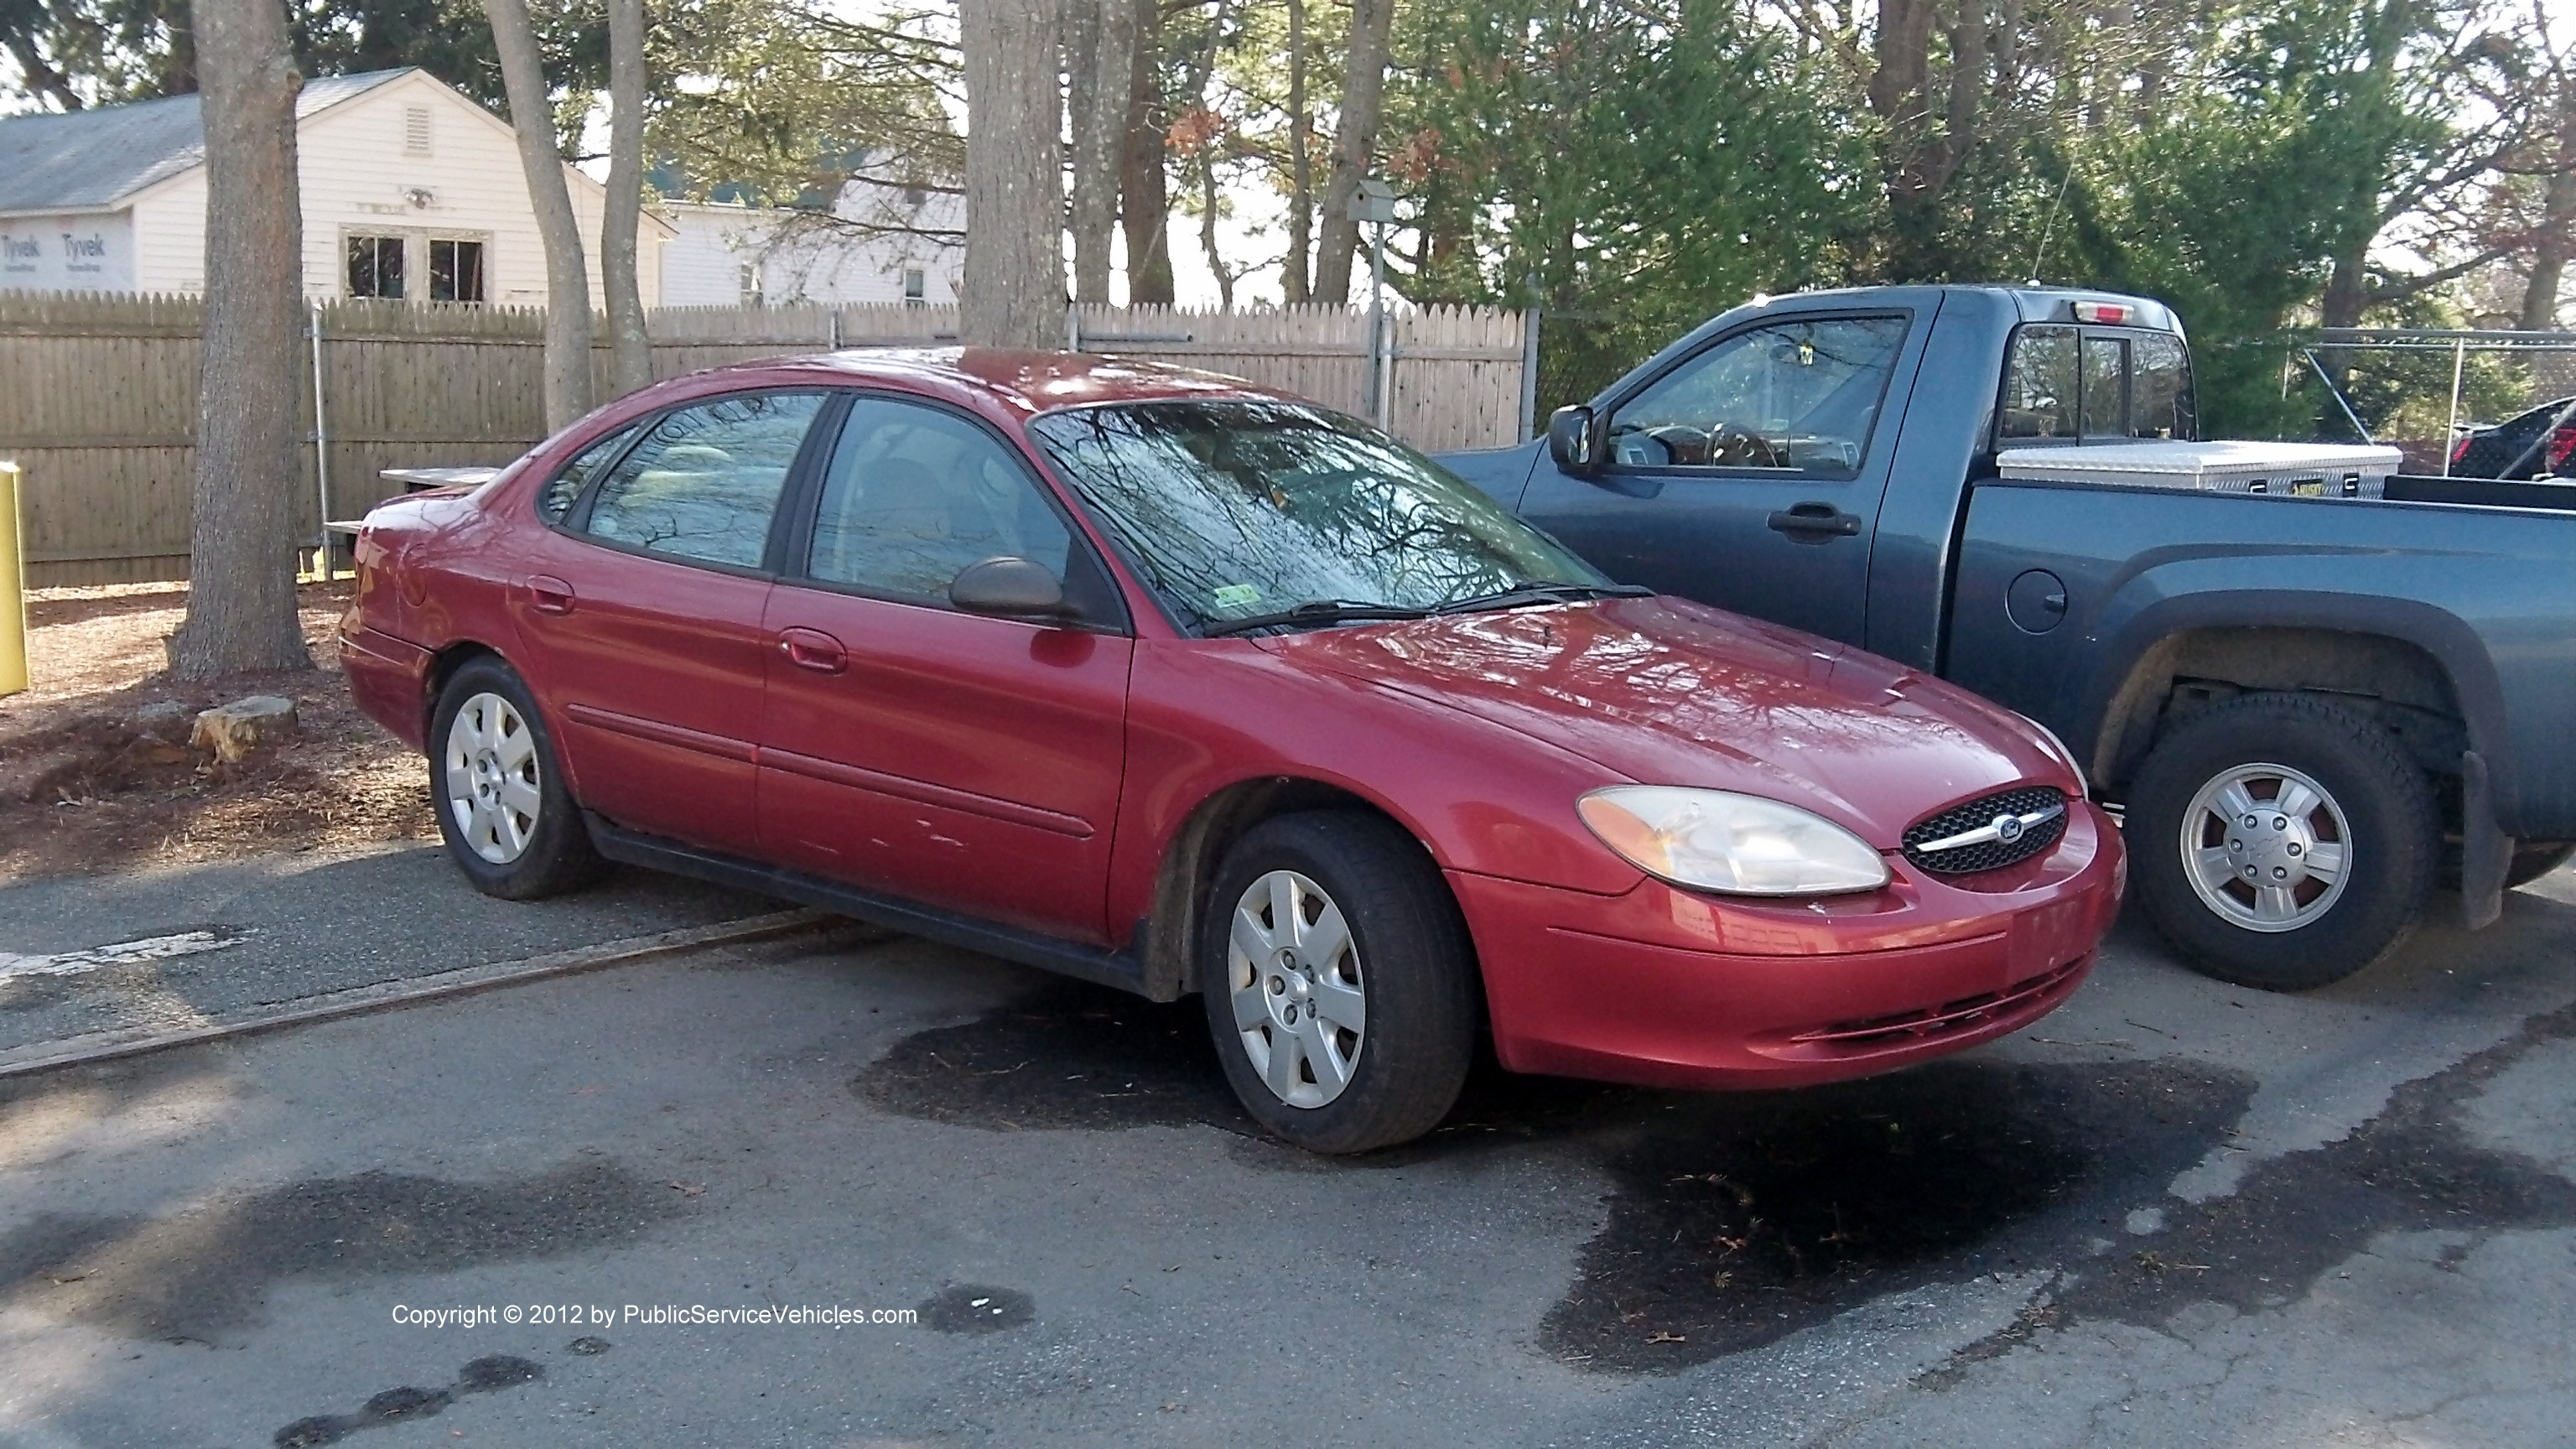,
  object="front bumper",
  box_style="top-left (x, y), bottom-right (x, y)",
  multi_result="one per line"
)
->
top-left (1455, 800), bottom-right (2126, 1090)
